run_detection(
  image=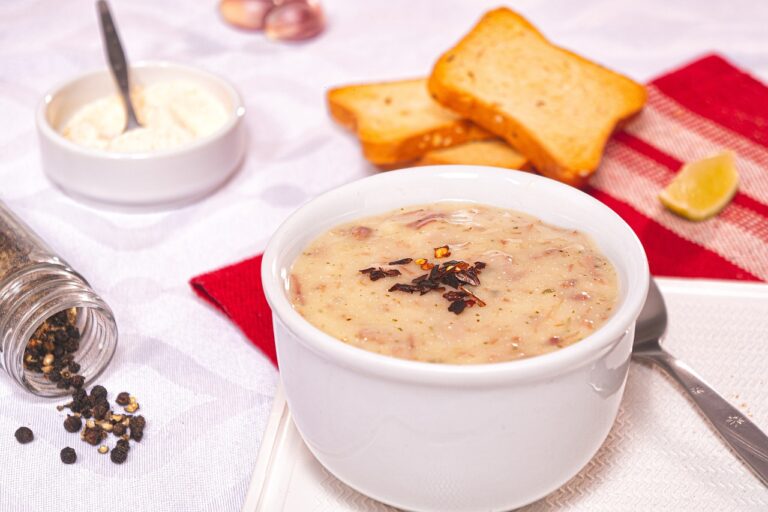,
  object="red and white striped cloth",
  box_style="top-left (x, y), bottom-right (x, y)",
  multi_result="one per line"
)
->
top-left (588, 54), bottom-right (768, 281)
top-left (191, 54), bottom-right (768, 366)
